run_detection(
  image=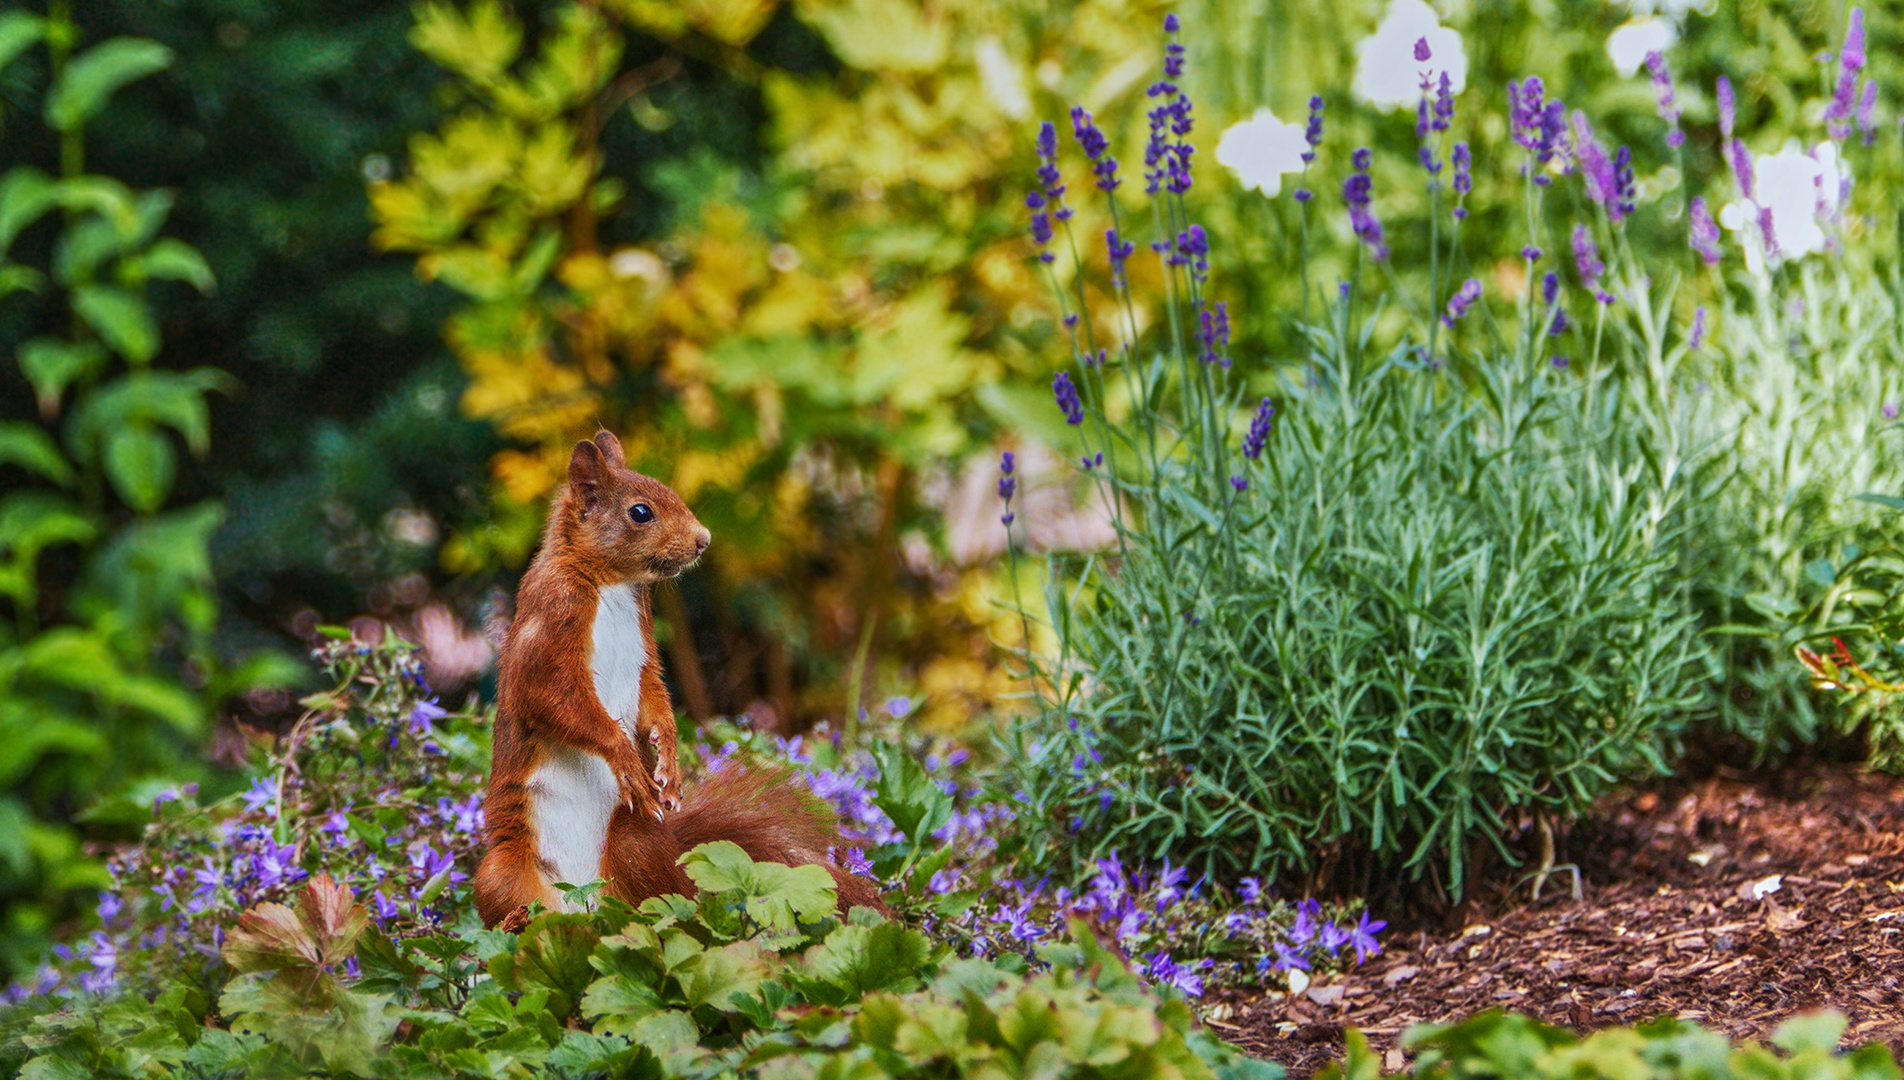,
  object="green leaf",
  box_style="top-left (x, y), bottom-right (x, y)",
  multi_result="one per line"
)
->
top-left (44, 38), bottom-right (173, 132)
top-left (677, 940), bottom-right (770, 1014)
top-left (1771, 1010), bottom-right (1847, 1055)
top-left (678, 841), bottom-right (838, 931)
top-left (71, 284), bottom-right (158, 363)
top-left (135, 238), bottom-right (215, 293)
top-left (797, 921), bottom-right (935, 1004)
top-left (17, 337), bottom-right (107, 414)
top-left (411, 0), bottom-right (522, 83)
top-left (489, 913), bottom-right (600, 1019)
top-left (0, 12), bottom-right (44, 76)
top-left (0, 167), bottom-right (58, 254)
top-left (64, 369), bottom-right (228, 462)
top-left (0, 422), bottom-right (74, 485)
top-left (102, 425), bottom-right (176, 512)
